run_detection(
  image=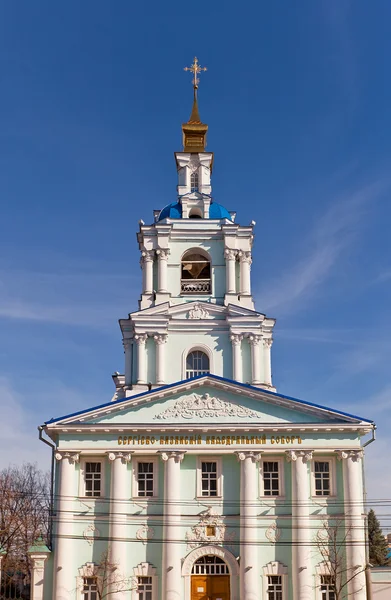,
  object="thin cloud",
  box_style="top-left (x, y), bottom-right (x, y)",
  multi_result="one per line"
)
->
top-left (256, 180), bottom-right (386, 315)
